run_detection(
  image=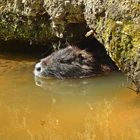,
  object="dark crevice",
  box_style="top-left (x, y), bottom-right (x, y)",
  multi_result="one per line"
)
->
top-left (0, 37), bottom-right (118, 71)
top-left (0, 39), bottom-right (53, 59)
top-left (76, 37), bottom-right (118, 70)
